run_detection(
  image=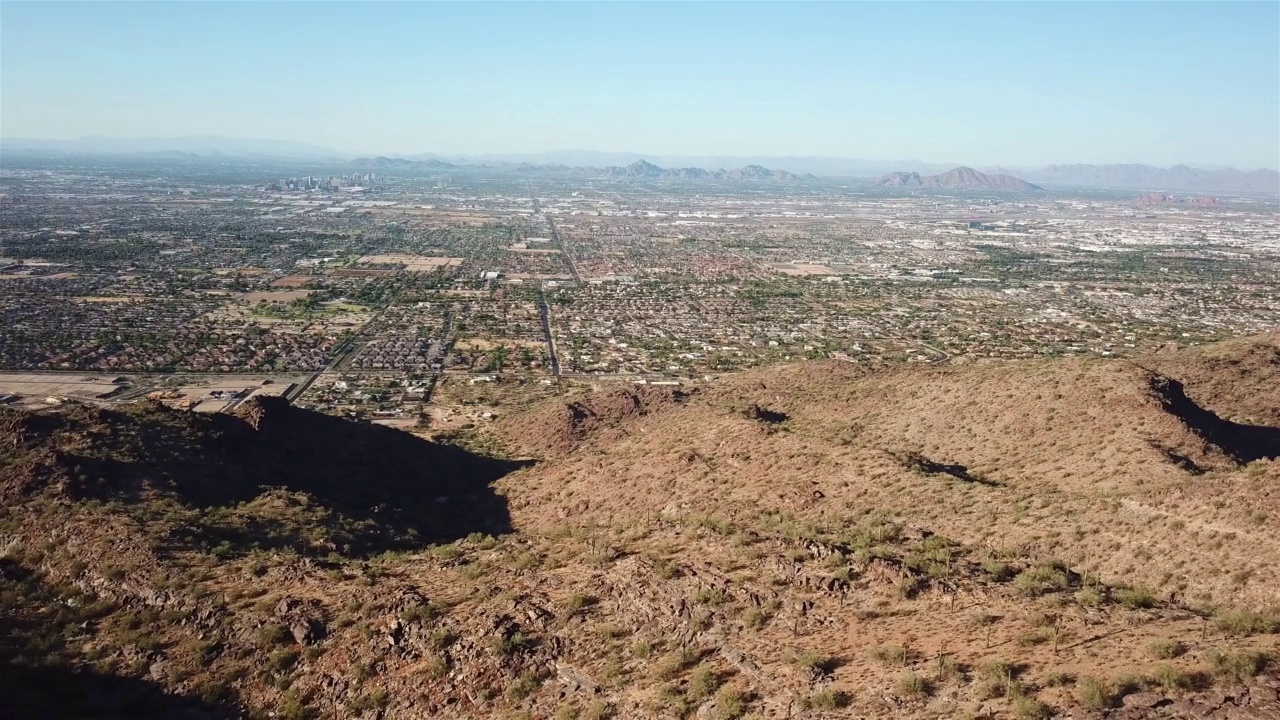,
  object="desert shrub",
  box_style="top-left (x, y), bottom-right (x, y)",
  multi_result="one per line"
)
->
top-left (1016, 630), bottom-right (1051, 647)
top-left (976, 660), bottom-right (1022, 699)
top-left (429, 543), bottom-right (463, 561)
top-left (1042, 671), bottom-right (1072, 687)
top-left (489, 630), bottom-right (533, 656)
top-left (1013, 564), bottom-right (1070, 596)
top-left (981, 558), bottom-right (1015, 581)
top-left (1152, 664), bottom-right (1194, 691)
top-left (1011, 696), bottom-right (1051, 719)
top-left (1115, 585), bottom-right (1156, 609)
top-left (631, 638), bottom-right (653, 658)
top-left (1026, 611), bottom-right (1056, 628)
top-left (513, 552), bottom-right (541, 571)
top-left (687, 663), bottom-right (720, 701)
top-left (1074, 587), bottom-right (1104, 607)
top-left (280, 689), bottom-right (316, 720)
top-left (1147, 638), bottom-right (1185, 660)
top-left (1206, 650), bottom-right (1271, 682)
top-left (1075, 676), bottom-right (1114, 708)
top-left (1214, 608), bottom-right (1280, 637)
top-left (428, 629), bottom-right (456, 651)
top-left (654, 646), bottom-right (697, 680)
top-left (694, 587), bottom-right (729, 605)
top-left (399, 602), bottom-right (440, 625)
top-left (425, 655), bottom-right (449, 677)
top-left (800, 689), bottom-right (850, 709)
top-left (897, 671), bottom-right (931, 697)
top-left (508, 669), bottom-right (542, 699)
top-left (898, 575), bottom-right (925, 599)
top-left (258, 622), bottom-right (292, 647)
top-left (465, 532), bottom-right (499, 549)
top-left (346, 688), bottom-right (389, 714)
top-left (652, 557), bottom-right (680, 579)
top-left (583, 701), bottom-right (616, 720)
top-left (743, 607), bottom-right (770, 629)
top-left (268, 647), bottom-right (300, 673)
top-left (712, 686), bottom-right (747, 720)
top-left (565, 593), bottom-right (597, 615)
top-left (868, 644), bottom-right (909, 666)
top-left (790, 649), bottom-right (837, 674)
